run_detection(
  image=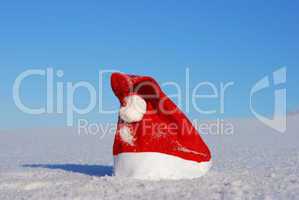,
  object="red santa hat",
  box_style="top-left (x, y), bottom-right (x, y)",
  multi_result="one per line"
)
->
top-left (111, 72), bottom-right (212, 180)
